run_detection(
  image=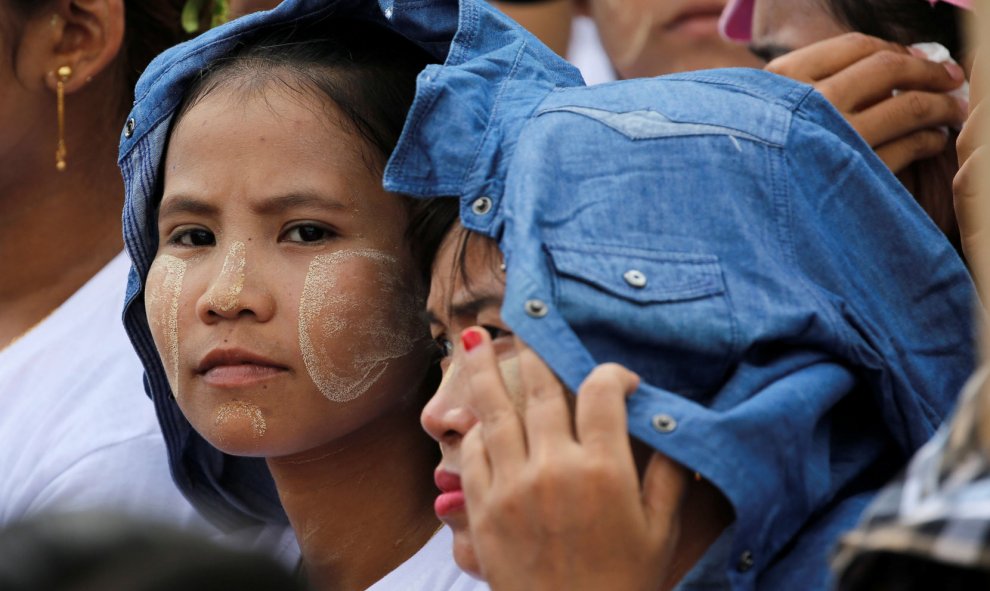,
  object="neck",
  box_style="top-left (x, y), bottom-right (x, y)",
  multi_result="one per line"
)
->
top-left (0, 119), bottom-right (124, 348)
top-left (268, 404), bottom-right (440, 591)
